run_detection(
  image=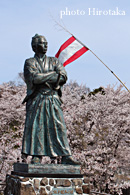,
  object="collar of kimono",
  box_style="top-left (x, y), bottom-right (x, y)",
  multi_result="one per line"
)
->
top-left (34, 54), bottom-right (46, 62)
